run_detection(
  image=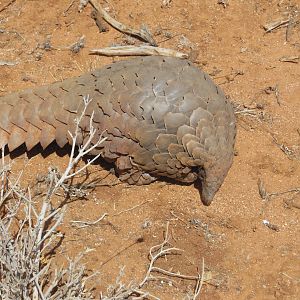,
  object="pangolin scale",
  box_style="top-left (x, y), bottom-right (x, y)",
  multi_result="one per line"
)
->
top-left (0, 56), bottom-right (236, 205)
